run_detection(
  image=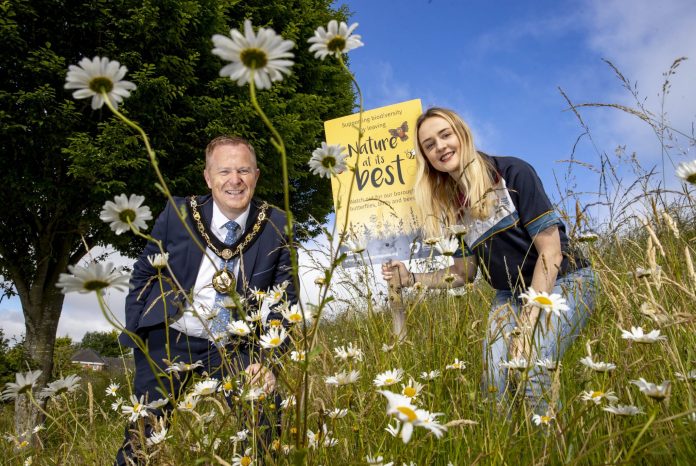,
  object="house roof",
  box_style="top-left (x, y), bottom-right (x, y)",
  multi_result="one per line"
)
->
top-left (71, 348), bottom-right (106, 365)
